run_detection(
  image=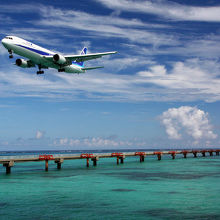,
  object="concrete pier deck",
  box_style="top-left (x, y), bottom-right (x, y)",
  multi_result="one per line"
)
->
top-left (0, 149), bottom-right (219, 174)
